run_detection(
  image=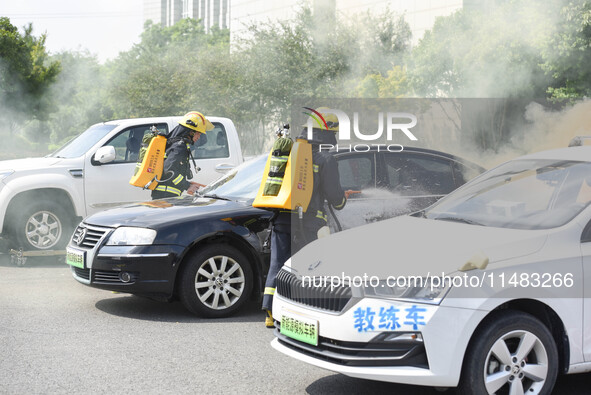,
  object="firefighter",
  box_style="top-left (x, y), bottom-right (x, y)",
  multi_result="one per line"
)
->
top-left (151, 111), bottom-right (214, 199)
top-left (262, 109), bottom-right (357, 327)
